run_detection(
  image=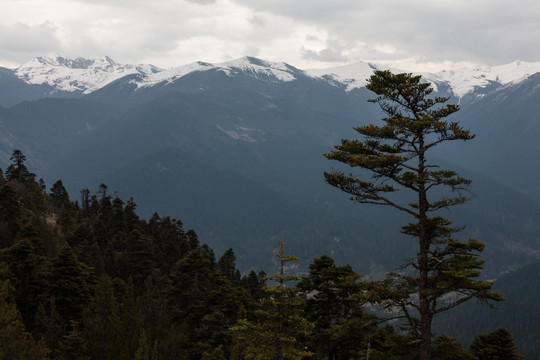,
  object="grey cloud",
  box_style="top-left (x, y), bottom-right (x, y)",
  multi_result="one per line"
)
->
top-left (250, 15), bottom-right (267, 27)
top-left (0, 22), bottom-right (62, 64)
top-left (302, 47), bottom-right (347, 62)
top-left (302, 38), bottom-right (349, 62)
top-left (3, 0), bottom-right (540, 69)
top-left (230, 0), bottom-right (367, 21)
top-left (244, 45), bottom-right (260, 57)
top-left (305, 35), bottom-right (321, 42)
top-left (185, 0), bottom-right (216, 4)
top-left (233, 0), bottom-right (540, 66)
